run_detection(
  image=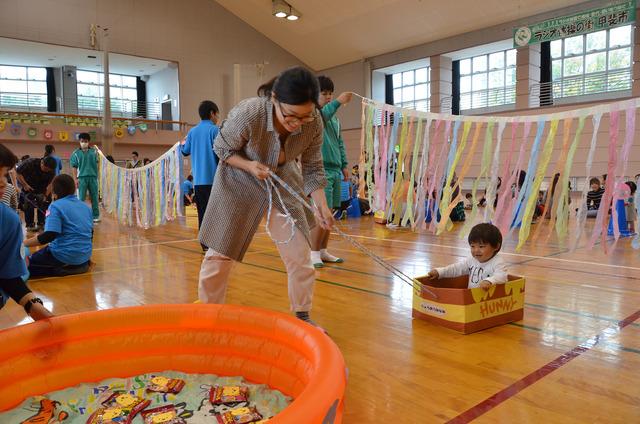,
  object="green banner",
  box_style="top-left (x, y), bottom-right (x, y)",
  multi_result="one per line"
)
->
top-left (514, 0), bottom-right (636, 47)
